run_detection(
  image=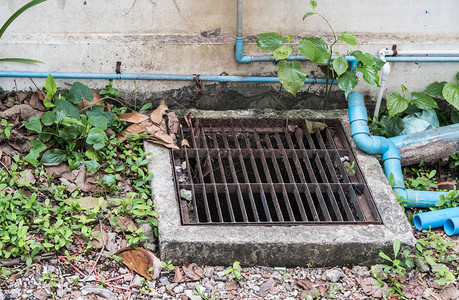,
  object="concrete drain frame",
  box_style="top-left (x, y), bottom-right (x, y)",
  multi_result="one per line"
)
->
top-left (146, 109), bottom-right (416, 267)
